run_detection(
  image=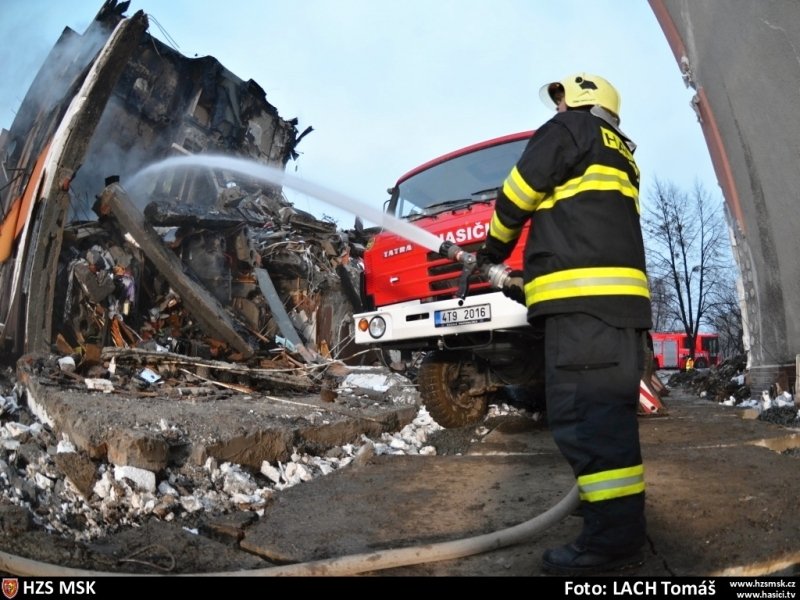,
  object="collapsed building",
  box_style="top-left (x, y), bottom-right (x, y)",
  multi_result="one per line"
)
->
top-left (0, 0), bottom-right (369, 372)
top-left (0, 0), bottom-right (433, 552)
